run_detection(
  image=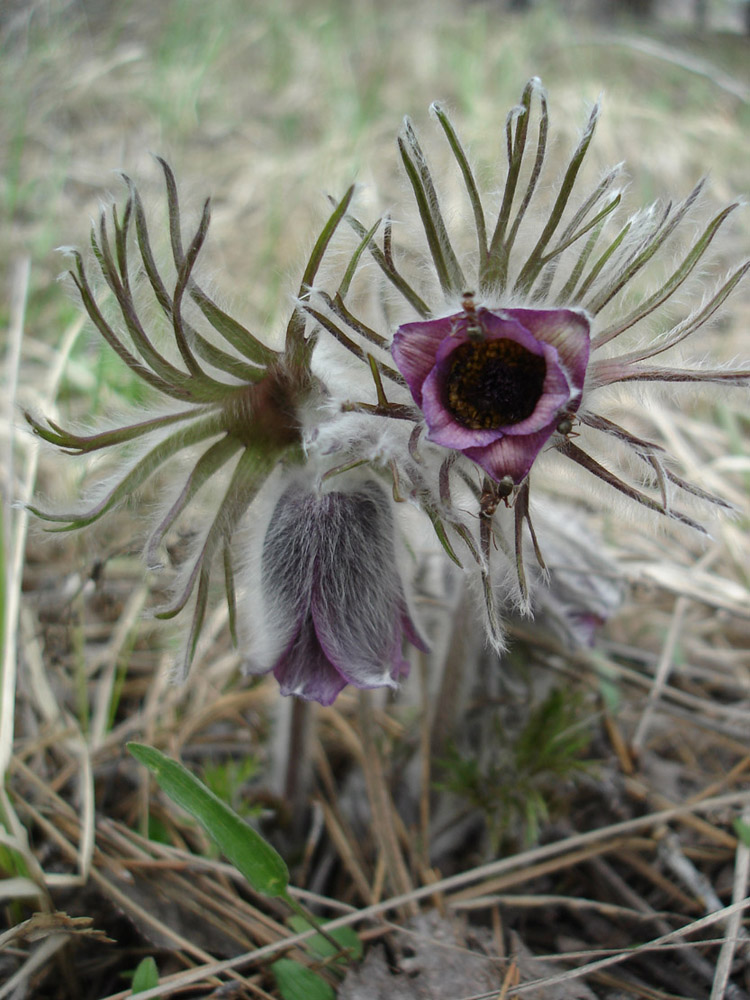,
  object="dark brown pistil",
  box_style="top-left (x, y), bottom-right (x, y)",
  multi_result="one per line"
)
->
top-left (444, 338), bottom-right (546, 430)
